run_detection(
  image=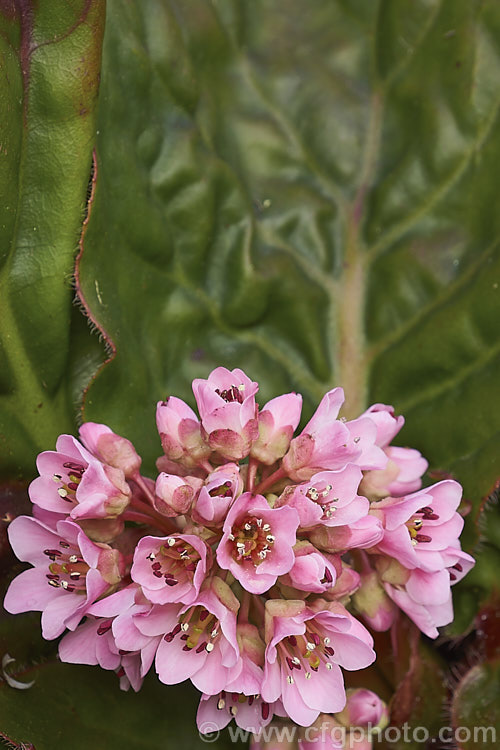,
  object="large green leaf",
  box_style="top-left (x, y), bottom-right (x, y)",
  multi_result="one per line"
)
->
top-left (0, 628), bottom-right (233, 750)
top-left (79, 0), bottom-right (500, 513)
top-left (0, 0), bottom-right (106, 479)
